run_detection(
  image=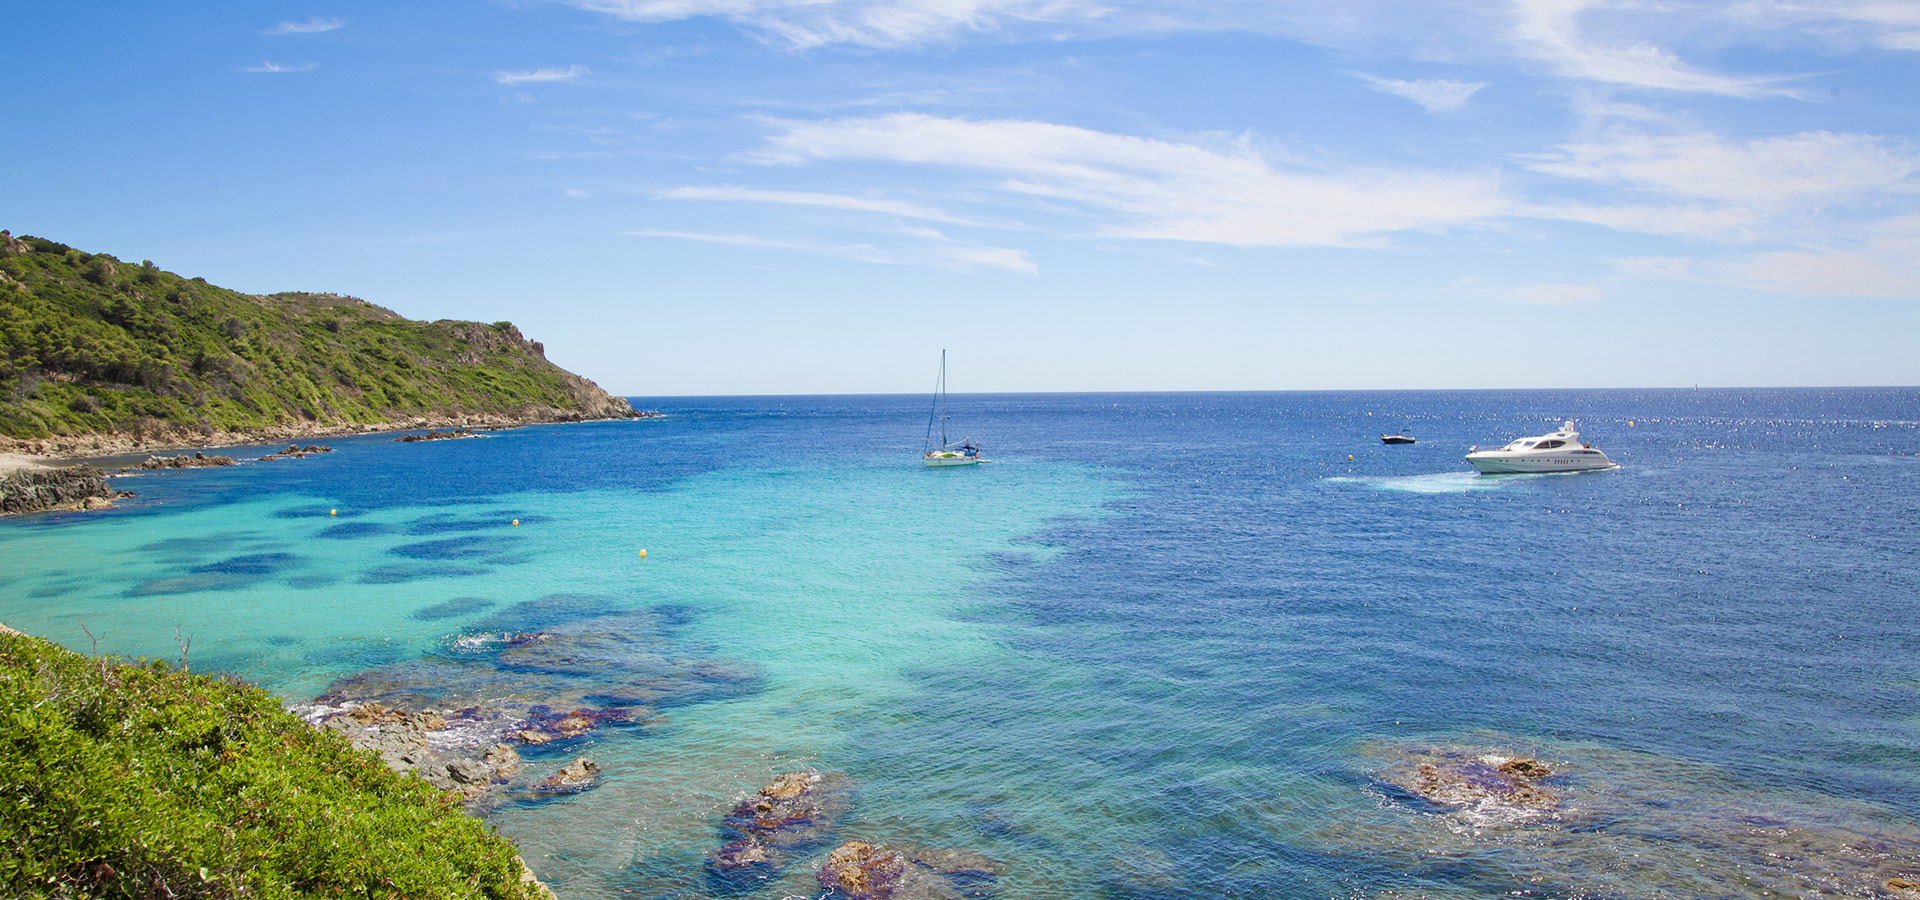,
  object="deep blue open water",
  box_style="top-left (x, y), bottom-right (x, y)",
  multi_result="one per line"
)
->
top-left (3, 389), bottom-right (1918, 898)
